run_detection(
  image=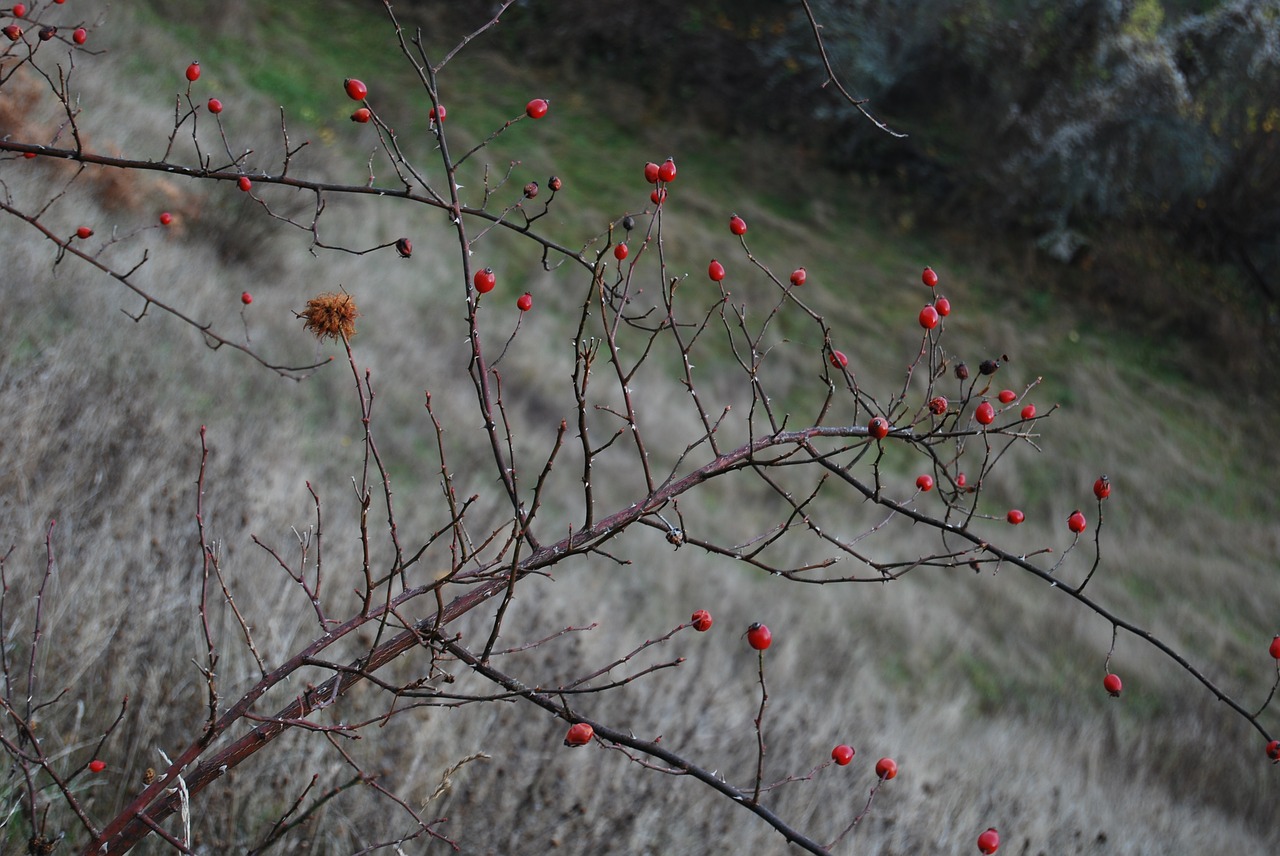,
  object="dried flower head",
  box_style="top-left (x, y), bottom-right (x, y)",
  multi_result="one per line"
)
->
top-left (300, 291), bottom-right (358, 341)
